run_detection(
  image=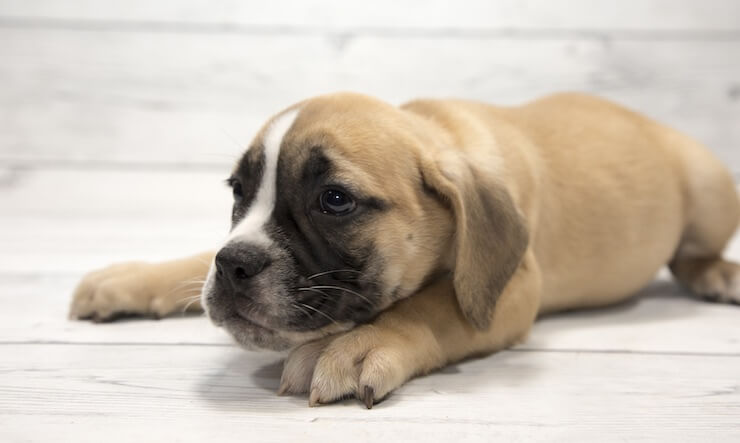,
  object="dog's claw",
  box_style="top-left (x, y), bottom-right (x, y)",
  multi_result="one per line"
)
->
top-left (308, 389), bottom-right (320, 407)
top-left (363, 385), bottom-right (374, 409)
top-left (276, 383), bottom-right (288, 396)
top-left (91, 314), bottom-right (109, 323)
top-left (292, 325), bottom-right (413, 409)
